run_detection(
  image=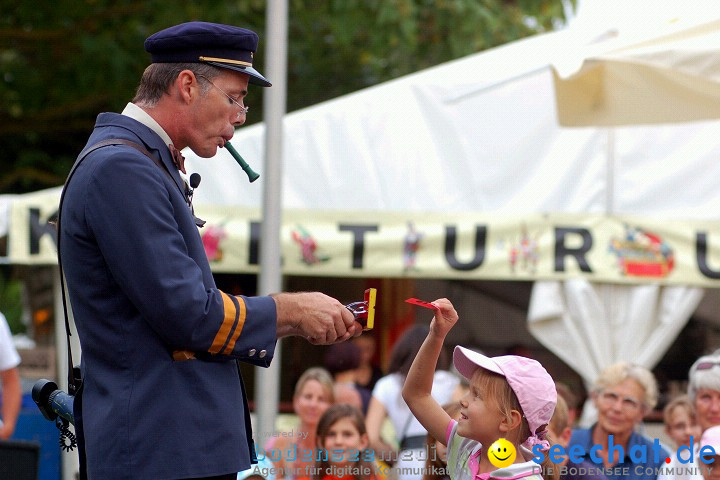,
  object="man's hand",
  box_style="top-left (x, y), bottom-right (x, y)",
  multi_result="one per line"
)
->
top-left (274, 292), bottom-right (363, 344)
